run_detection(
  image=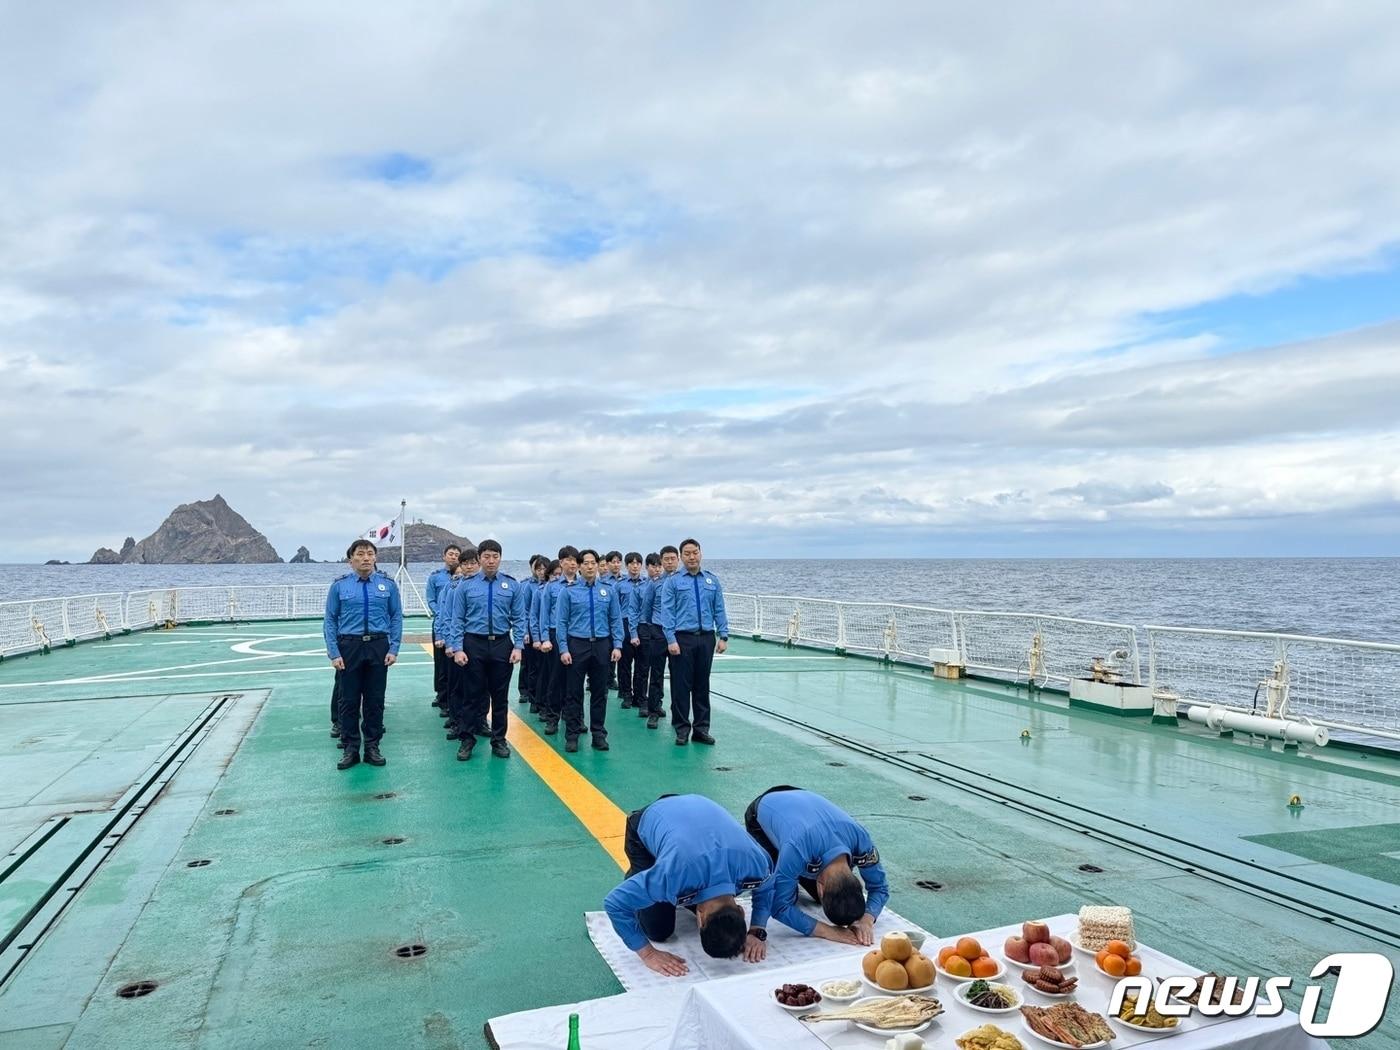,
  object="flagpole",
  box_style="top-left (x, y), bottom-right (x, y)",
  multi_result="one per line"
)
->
top-left (400, 498), bottom-right (407, 573)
